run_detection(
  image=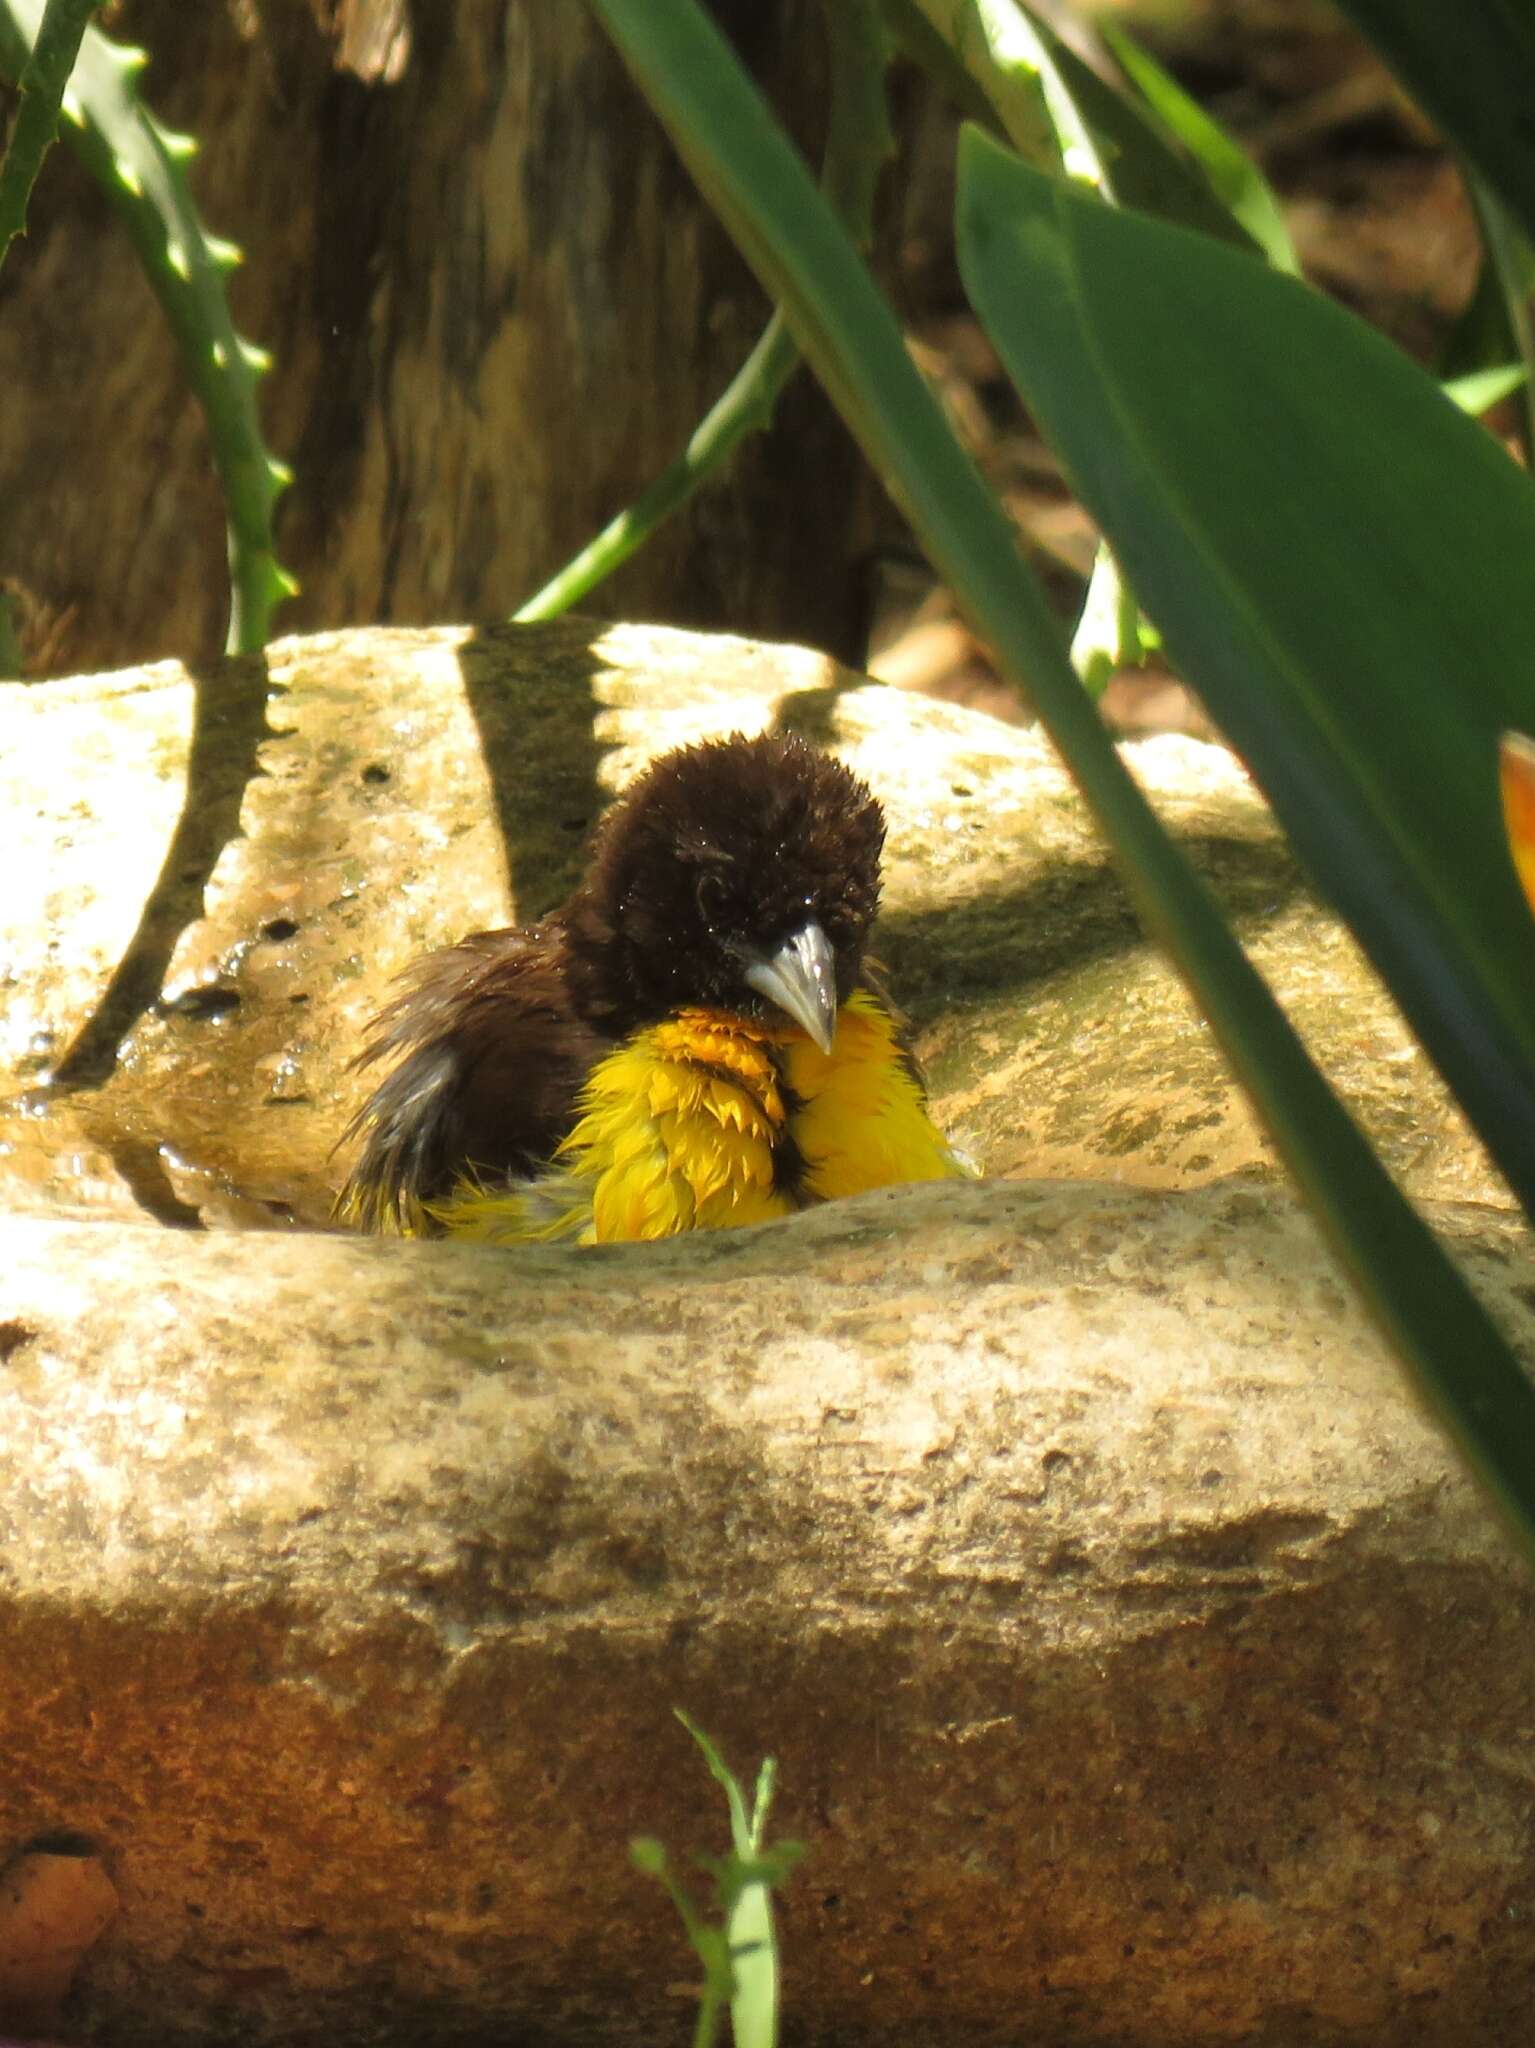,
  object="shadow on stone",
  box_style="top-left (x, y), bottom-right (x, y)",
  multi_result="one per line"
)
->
top-left (49, 652), bottom-right (272, 1089)
top-left (453, 620), bottom-right (620, 920)
top-left (878, 830), bottom-right (1310, 1025)
top-left (772, 666), bottom-right (881, 750)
